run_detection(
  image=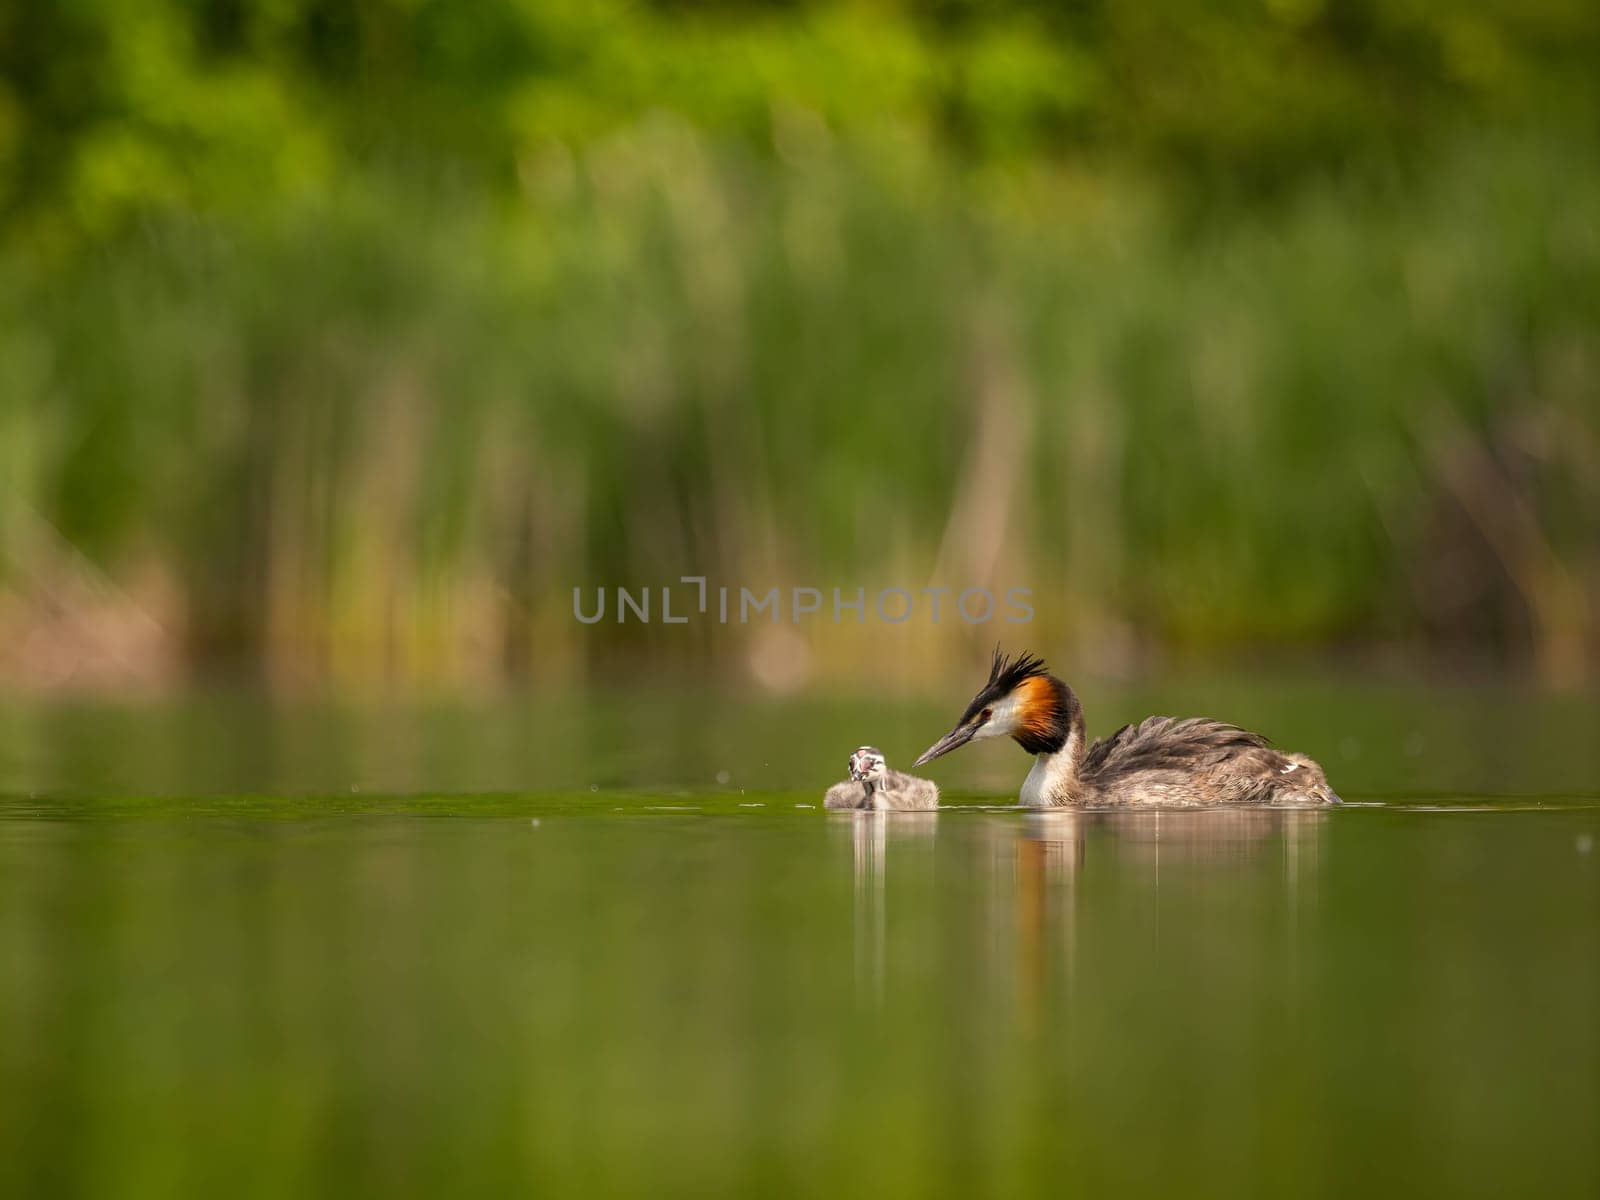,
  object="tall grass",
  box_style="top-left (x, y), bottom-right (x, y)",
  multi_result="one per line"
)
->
top-left (1, 125), bottom-right (1596, 687)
